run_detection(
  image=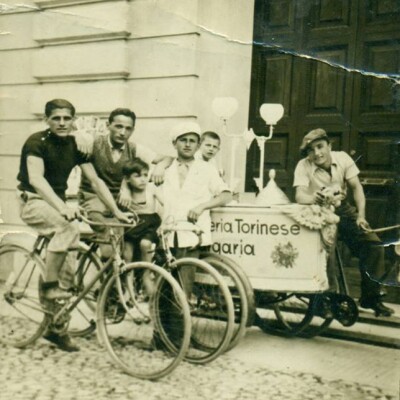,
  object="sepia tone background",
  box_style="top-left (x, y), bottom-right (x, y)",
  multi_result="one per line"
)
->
top-left (0, 0), bottom-right (399, 298)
